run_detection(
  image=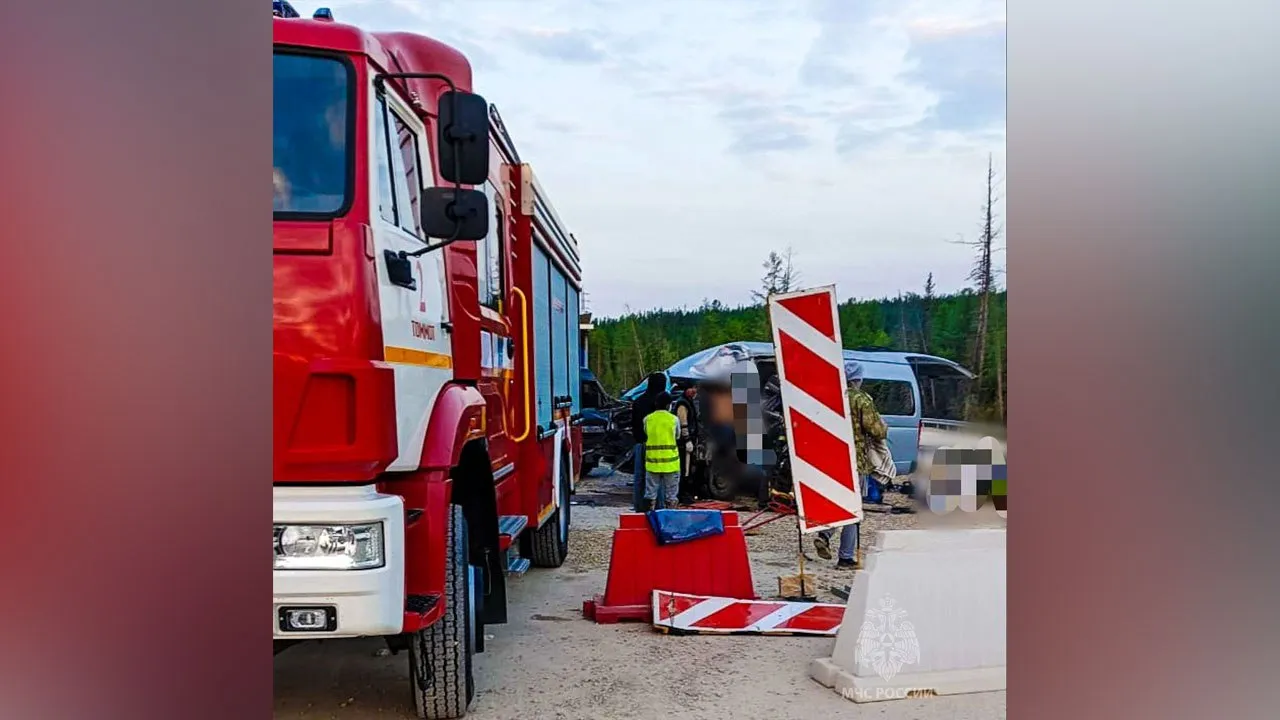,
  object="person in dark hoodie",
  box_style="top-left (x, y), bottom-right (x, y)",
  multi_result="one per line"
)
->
top-left (672, 385), bottom-right (700, 503)
top-left (629, 371), bottom-right (668, 511)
